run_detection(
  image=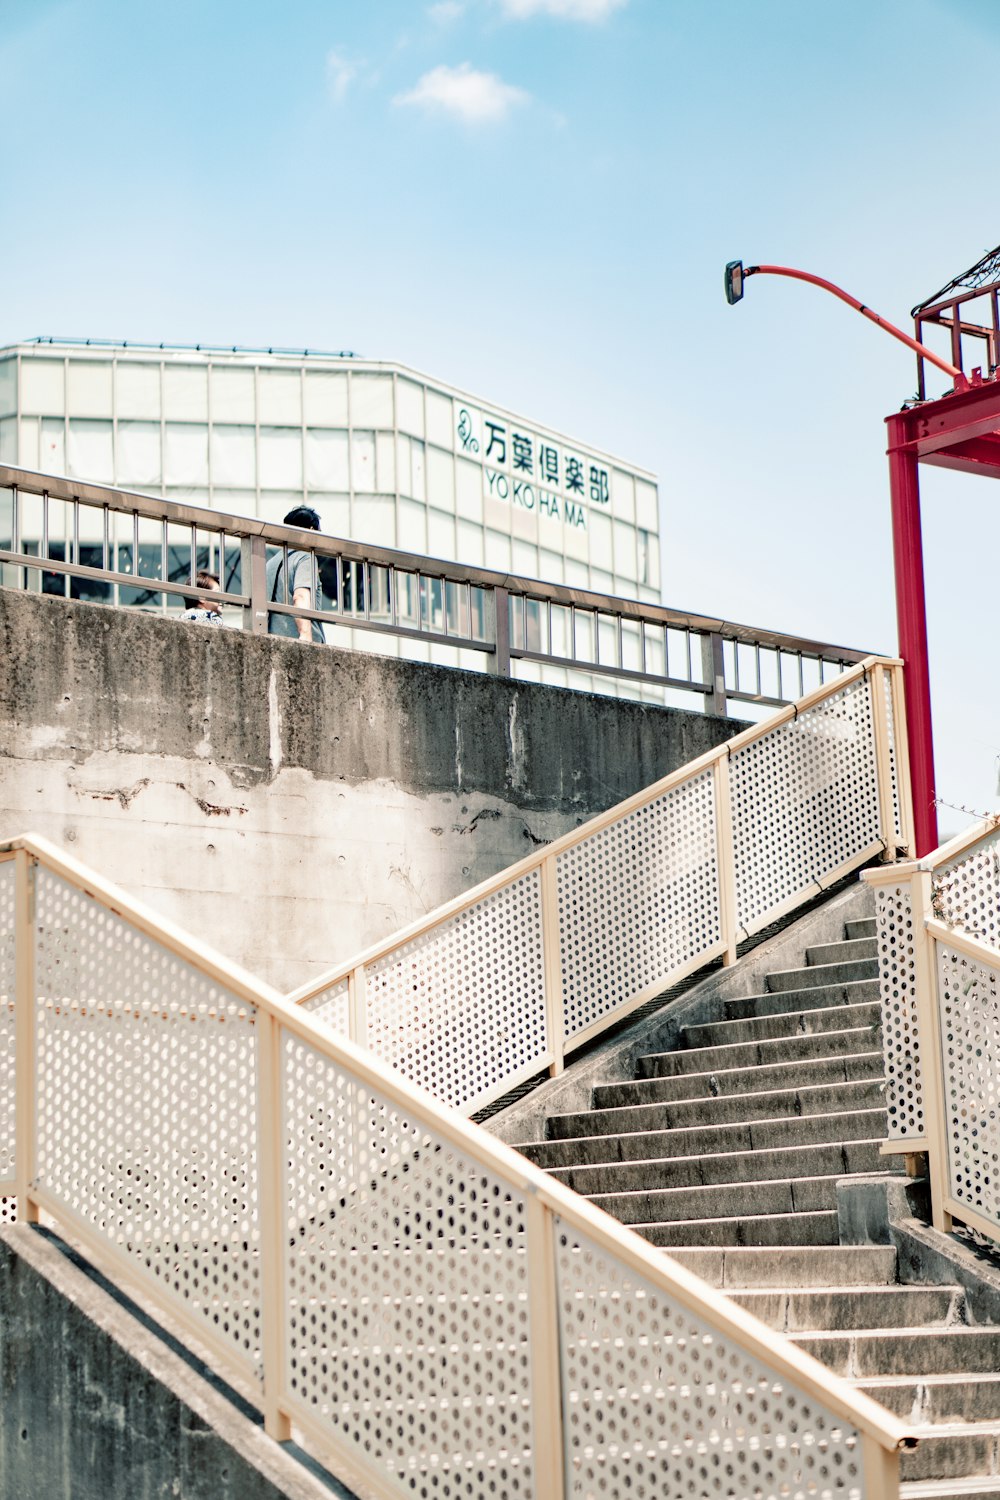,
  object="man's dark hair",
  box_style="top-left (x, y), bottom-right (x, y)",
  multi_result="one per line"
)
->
top-left (283, 505), bottom-right (321, 531)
